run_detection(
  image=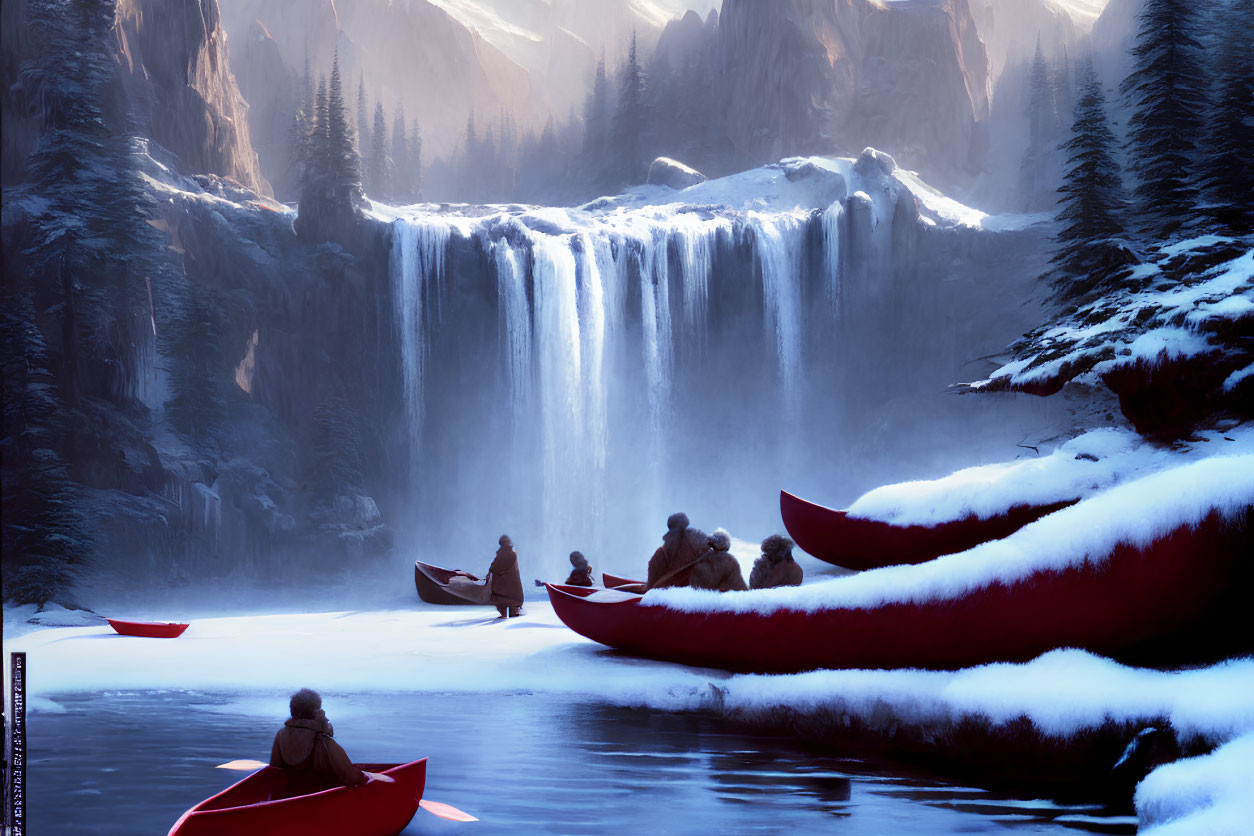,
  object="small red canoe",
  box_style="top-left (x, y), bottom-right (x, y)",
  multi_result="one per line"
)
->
top-left (414, 561), bottom-right (491, 605)
top-left (168, 759), bottom-right (426, 836)
top-left (780, 490), bottom-right (1077, 569)
top-left (602, 572), bottom-right (646, 591)
top-left (550, 510), bottom-right (1252, 673)
top-left (107, 619), bottom-right (190, 638)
